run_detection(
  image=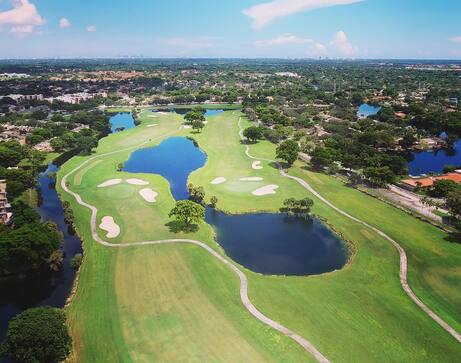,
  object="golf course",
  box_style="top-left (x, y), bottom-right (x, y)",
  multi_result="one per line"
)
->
top-left (57, 109), bottom-right (461, 362)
